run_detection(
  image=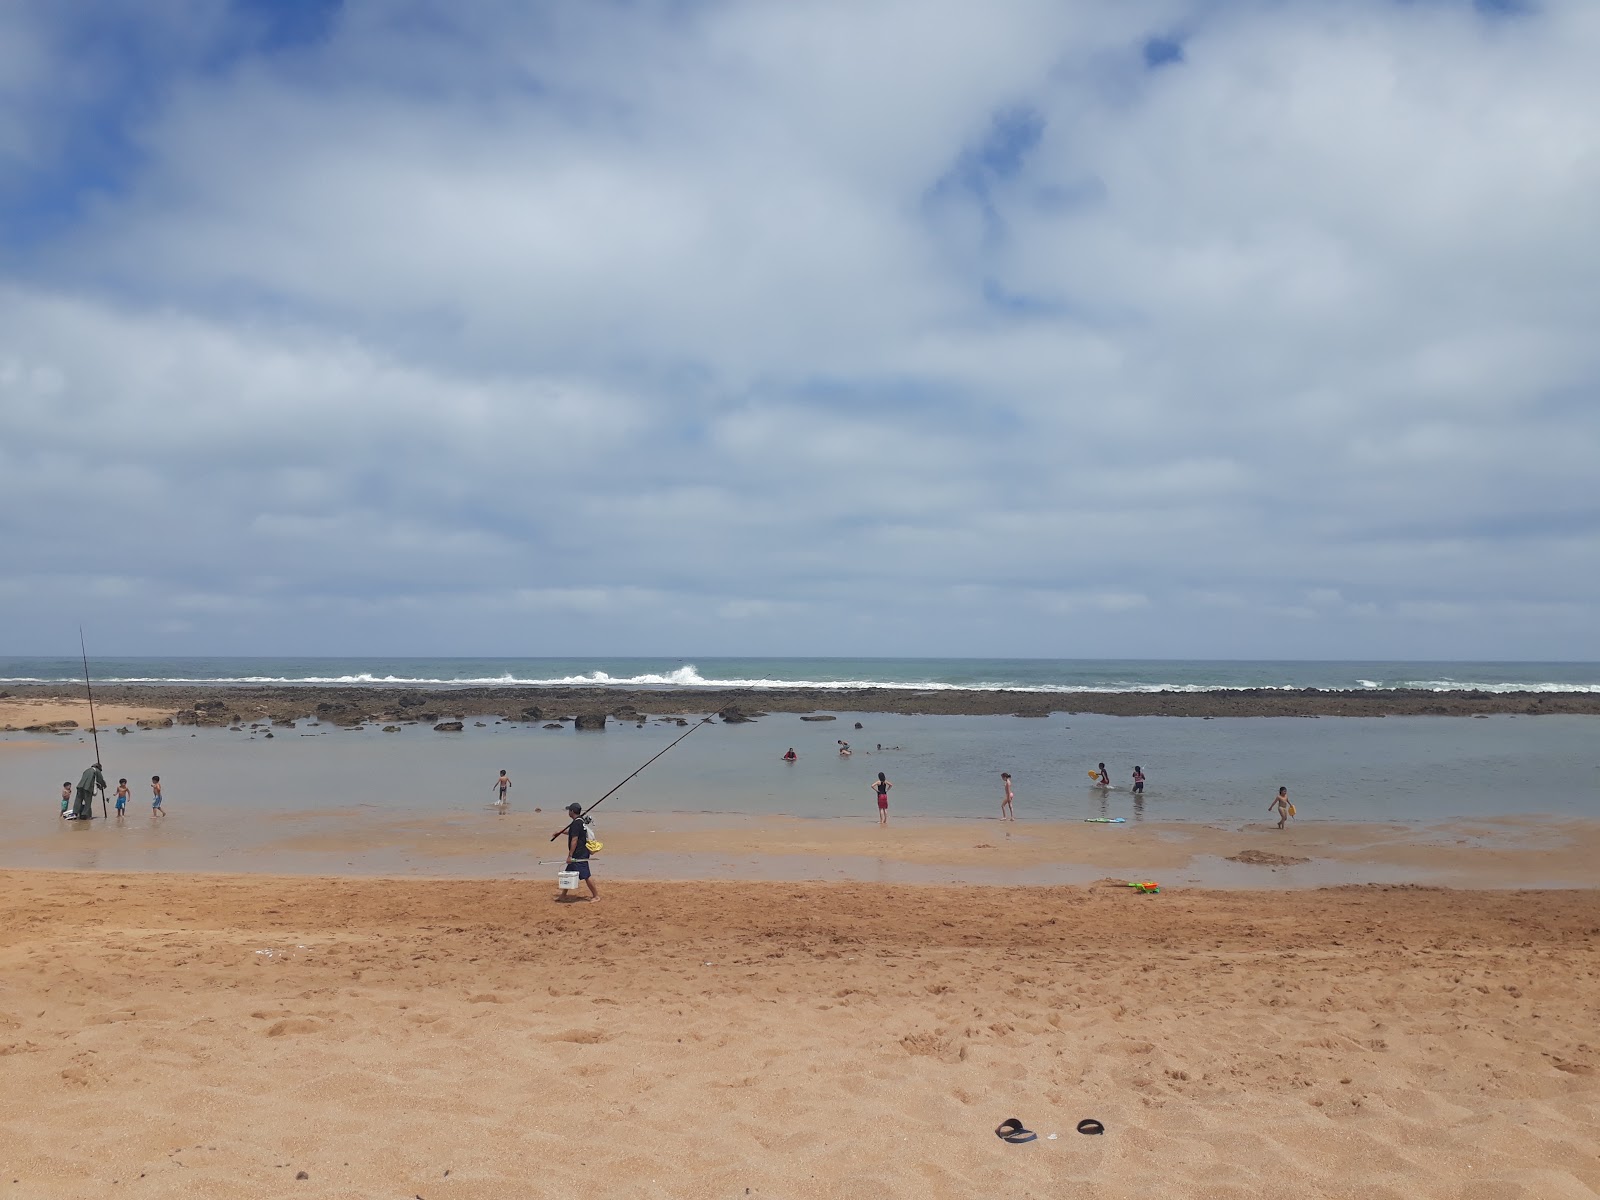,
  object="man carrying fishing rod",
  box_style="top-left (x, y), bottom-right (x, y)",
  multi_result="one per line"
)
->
top-left (545, 717), bottom-right (702, 905)
top-left (554, 802), bottom-right (599, 903)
